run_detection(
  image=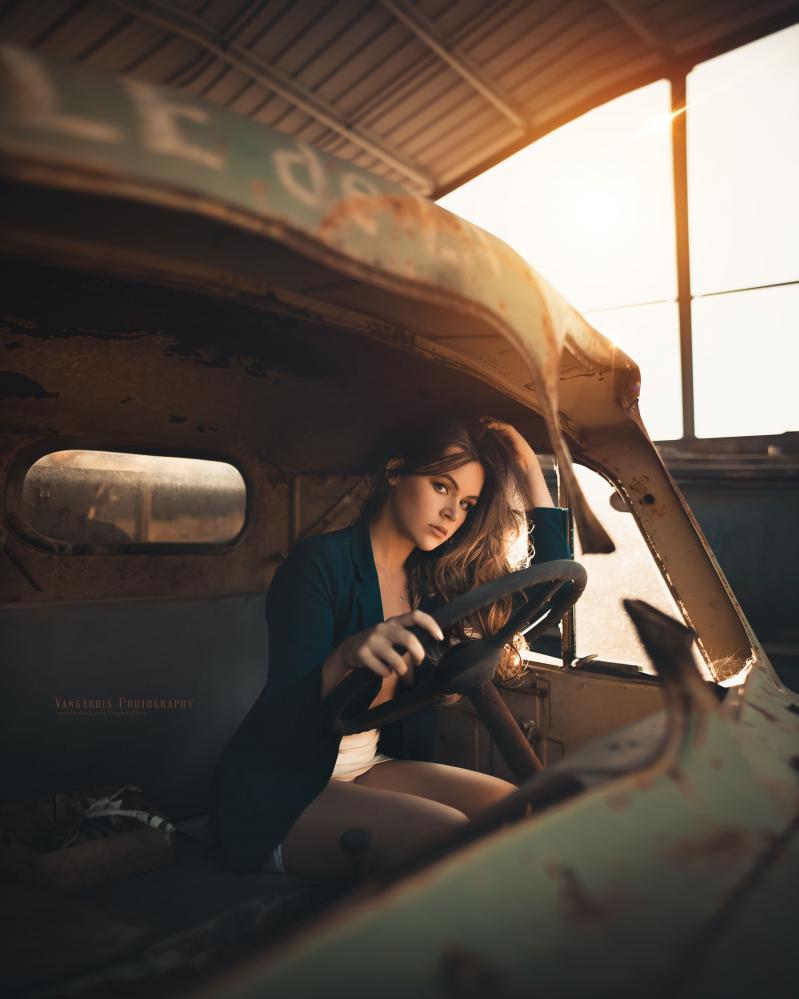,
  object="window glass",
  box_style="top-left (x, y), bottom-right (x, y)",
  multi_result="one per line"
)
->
top-left (687, 23), bottom-right (799, 296)
top-left (438, 80), bottom-right (681, 443)
top-left (438, 79), bottom-right (677, 312)
top-left (692, 284), bottom-right (798, 438)
top-left (22, 450), bottom-right (245, 546)
top-left (571, 463), bottom-right (704, 675)
top-left (583, 302), bottom-right (682, 441)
